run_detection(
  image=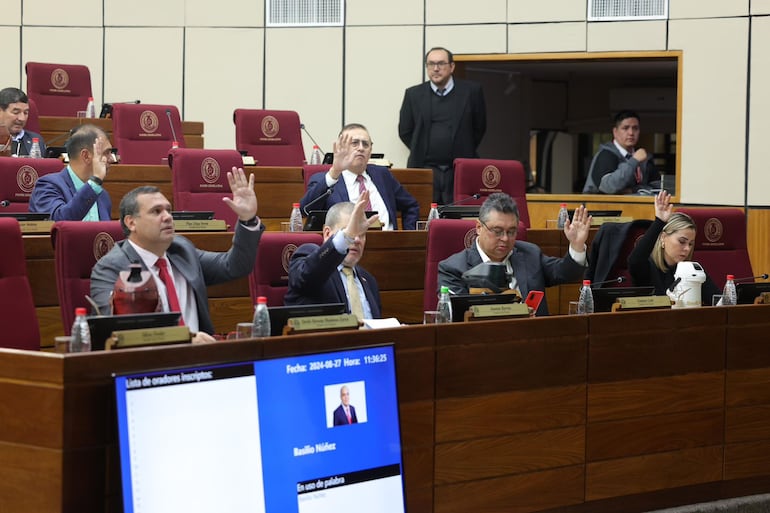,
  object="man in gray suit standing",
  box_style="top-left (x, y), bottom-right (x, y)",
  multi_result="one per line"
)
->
top-left (90, 168), bottom-right (263, 343)
top-left (398, 46), bottom-right (486, 205)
